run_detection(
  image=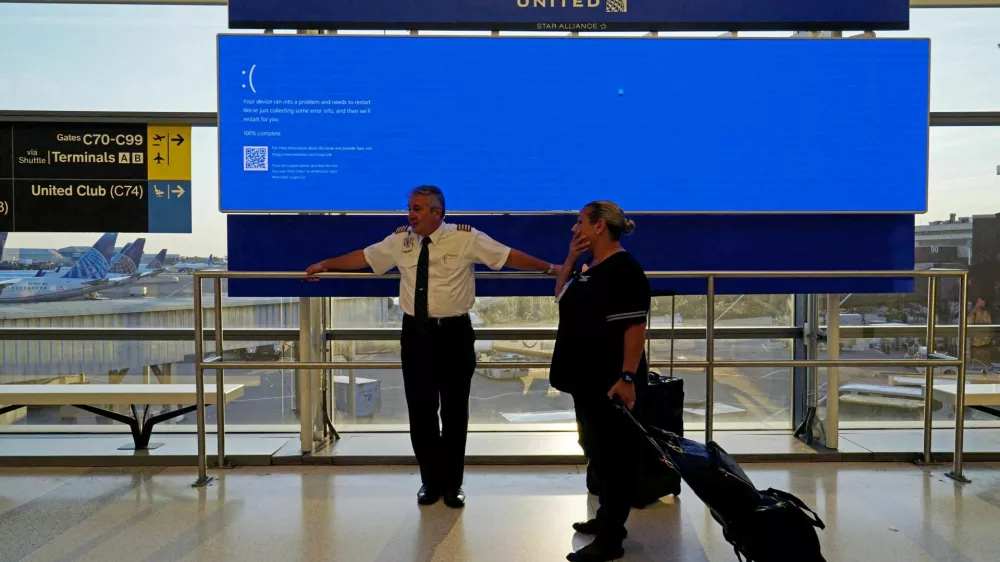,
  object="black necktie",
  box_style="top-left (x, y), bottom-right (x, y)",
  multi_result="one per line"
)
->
top-left (414, 237), bottom-right (431, 333)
